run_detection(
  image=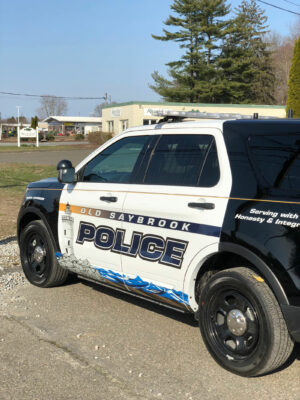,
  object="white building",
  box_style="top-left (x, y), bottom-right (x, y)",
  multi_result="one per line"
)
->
top-left (43, 116), bottom-right (102, 136)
